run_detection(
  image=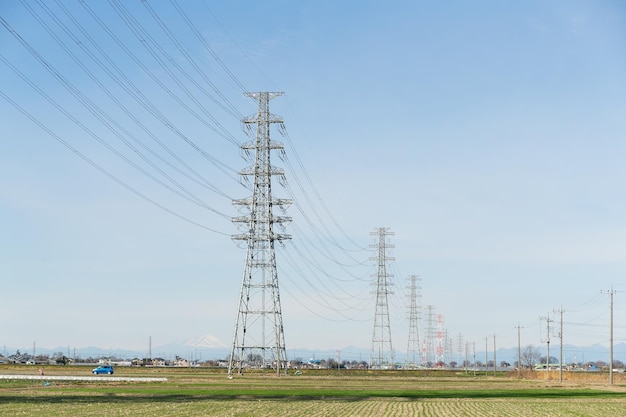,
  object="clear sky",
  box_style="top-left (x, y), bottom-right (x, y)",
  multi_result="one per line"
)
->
top-left (1, 1), bottom-right (625, 361)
